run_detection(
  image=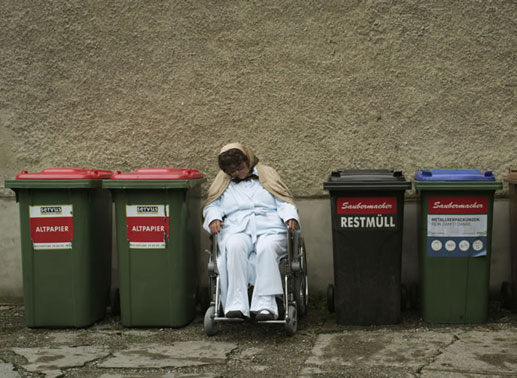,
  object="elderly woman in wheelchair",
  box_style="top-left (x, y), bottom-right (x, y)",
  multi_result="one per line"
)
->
top-left (202, 143), bottom-right (307, 335)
